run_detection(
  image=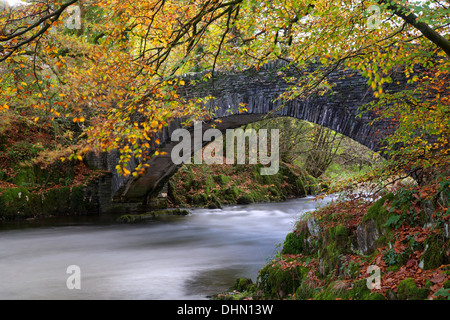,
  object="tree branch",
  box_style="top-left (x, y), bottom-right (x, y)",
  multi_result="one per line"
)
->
top-left (380, 0), bottom-right (450, 57)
